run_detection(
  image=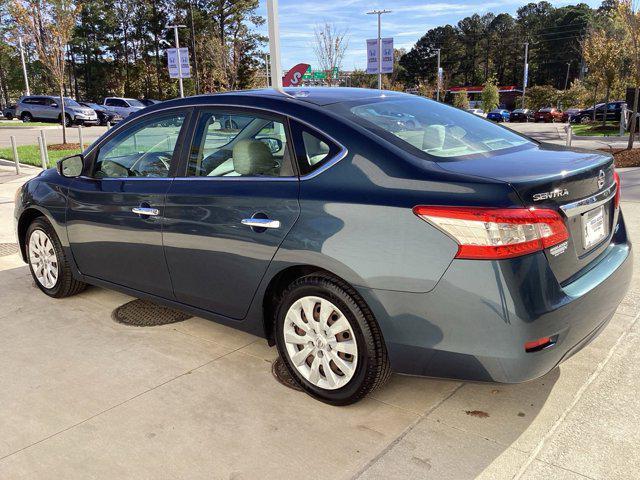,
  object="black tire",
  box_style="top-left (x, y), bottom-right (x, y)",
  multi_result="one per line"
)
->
top-left (21, 112), bottom-right (32, 123)
top-left (5, 113), bottom-right (13, 120)
top-left (60, 114), bottom-right (72, 127)
top-left (274, 274), bottom-right (391, 405)
top-left (25, 217), bottom-right (86, 298)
